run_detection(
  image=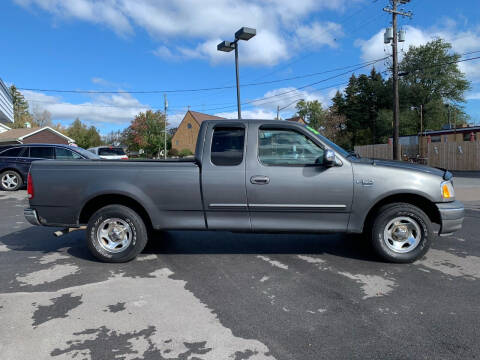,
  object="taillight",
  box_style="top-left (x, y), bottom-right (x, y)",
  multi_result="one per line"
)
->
top-left (27, 173), bottom-right (34, 200)
top-left (121, 156), bottom-right (128, 160)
